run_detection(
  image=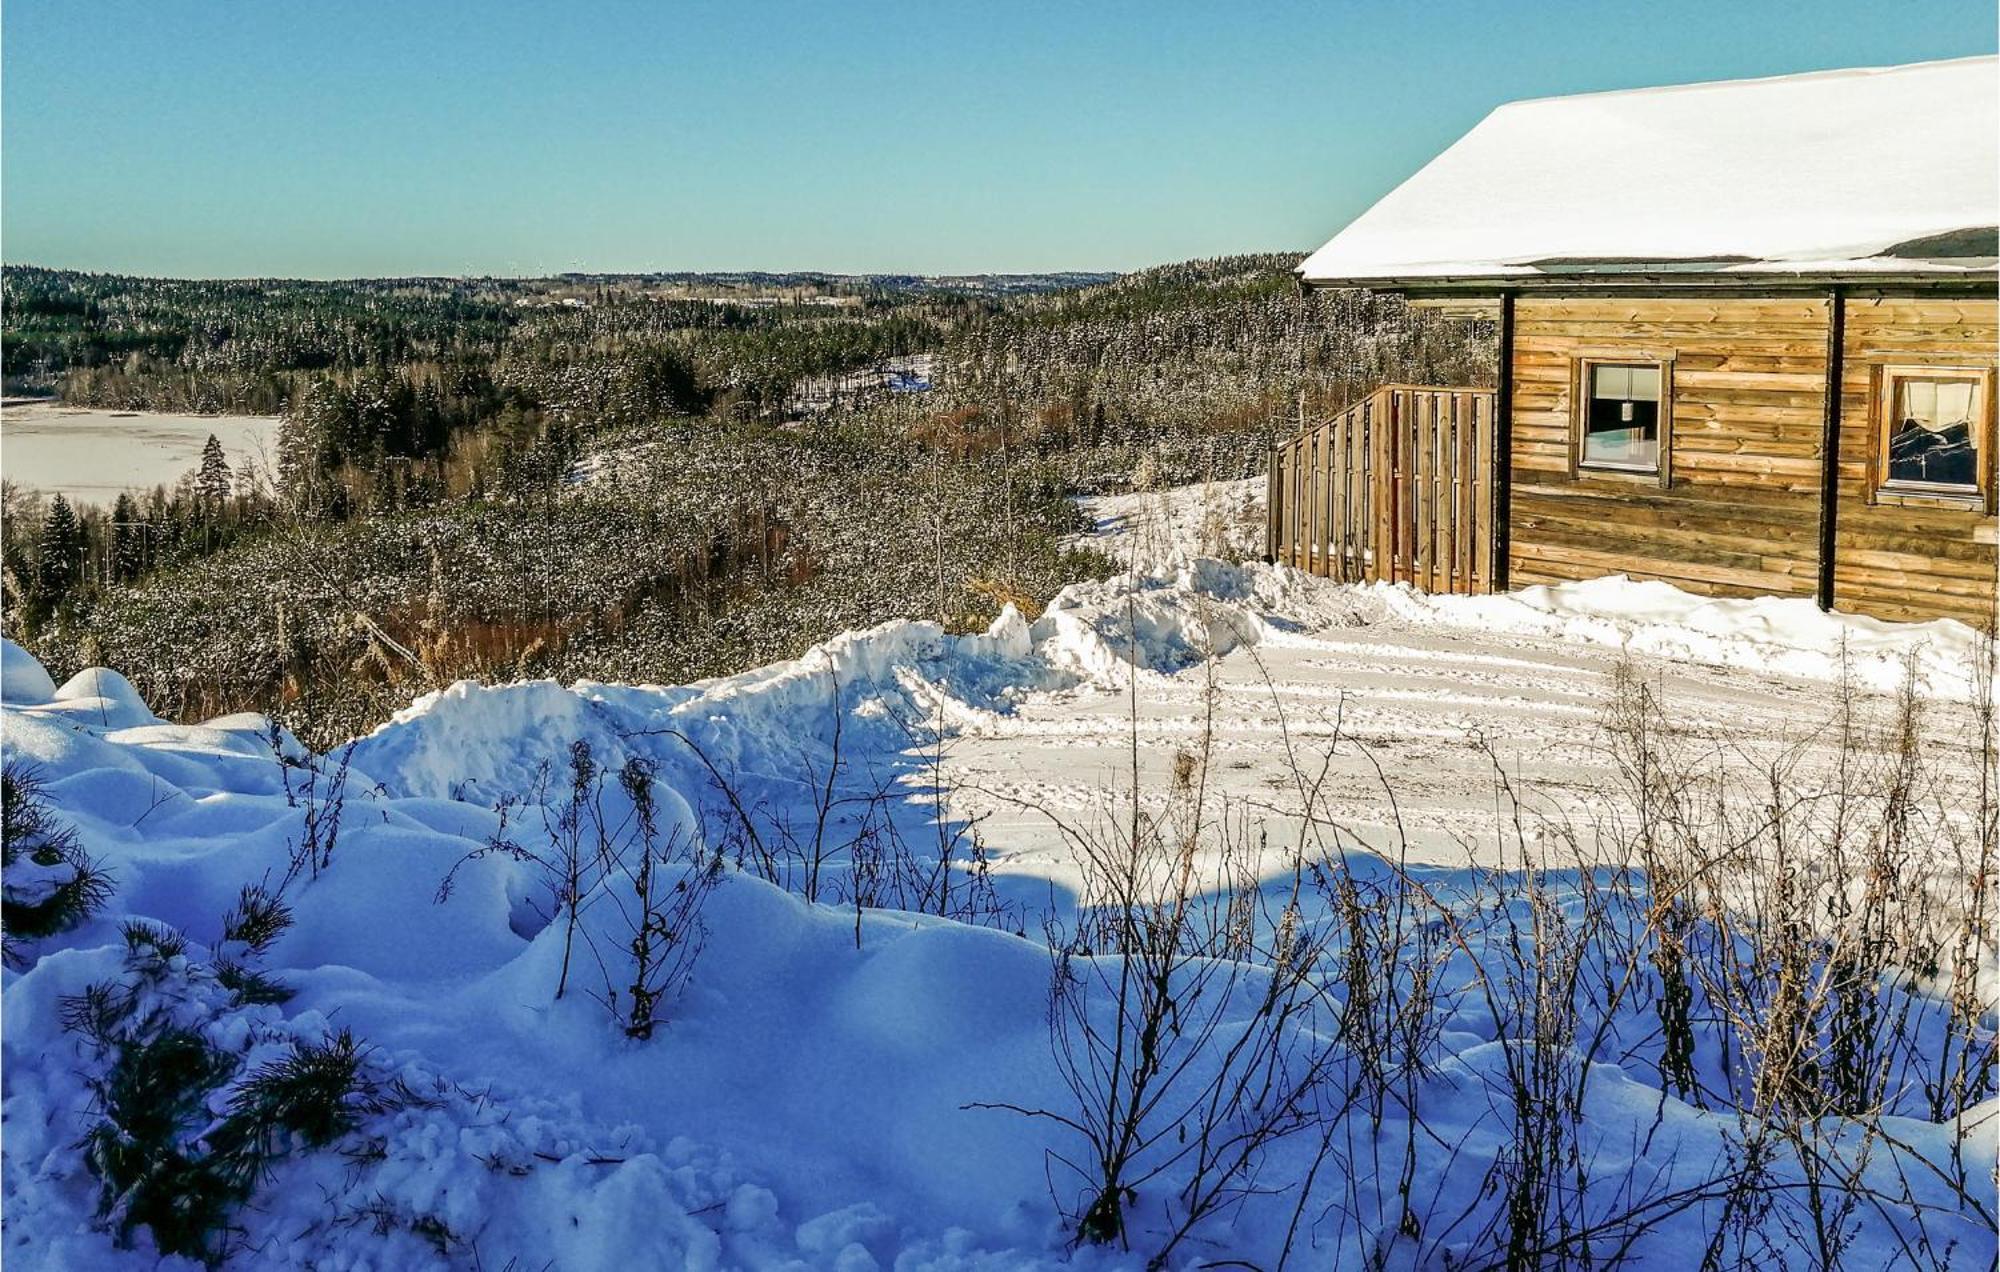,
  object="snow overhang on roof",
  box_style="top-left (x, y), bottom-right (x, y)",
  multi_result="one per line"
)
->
top-left (1299, 56), bottom-right (2000, 291)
